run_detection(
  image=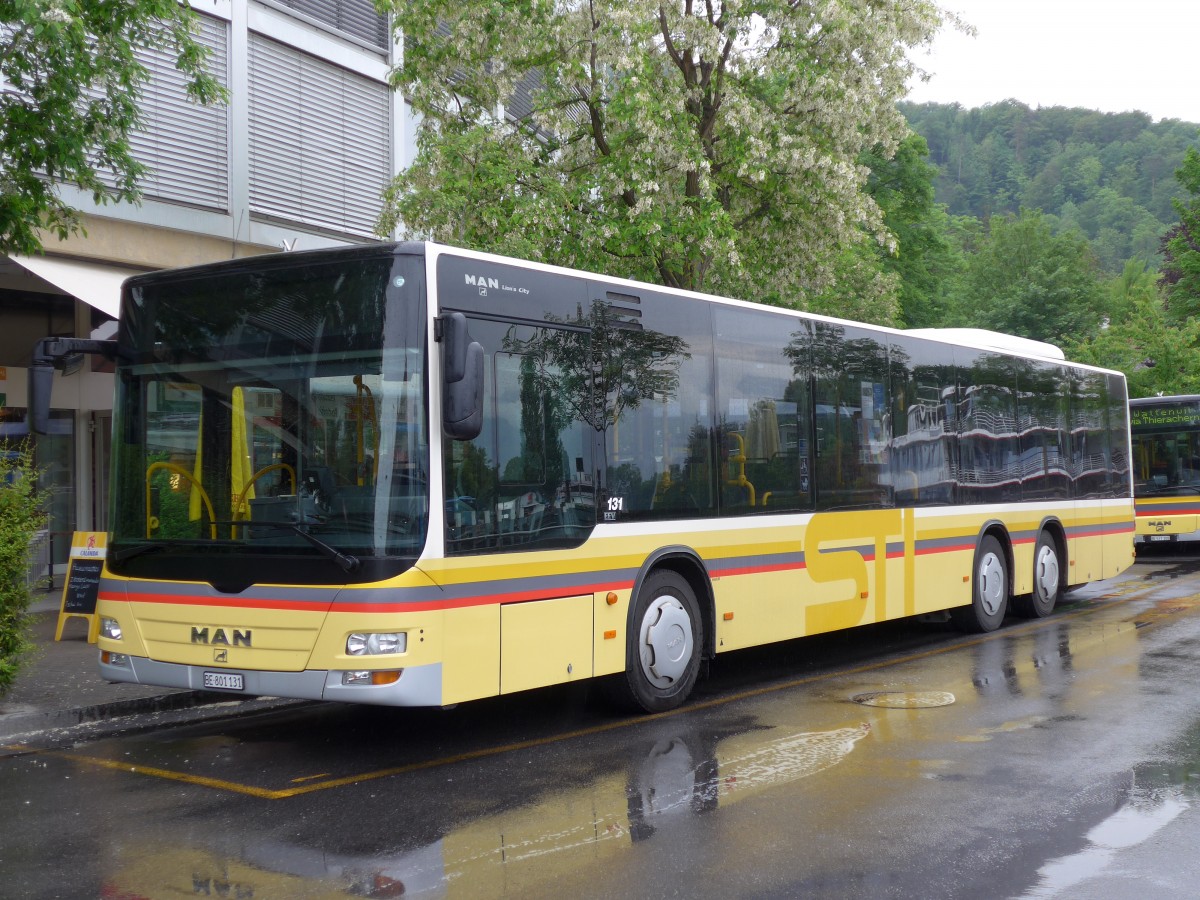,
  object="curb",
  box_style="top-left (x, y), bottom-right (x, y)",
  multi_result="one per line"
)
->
top-left (0, 691), bottom-right (312, 749)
